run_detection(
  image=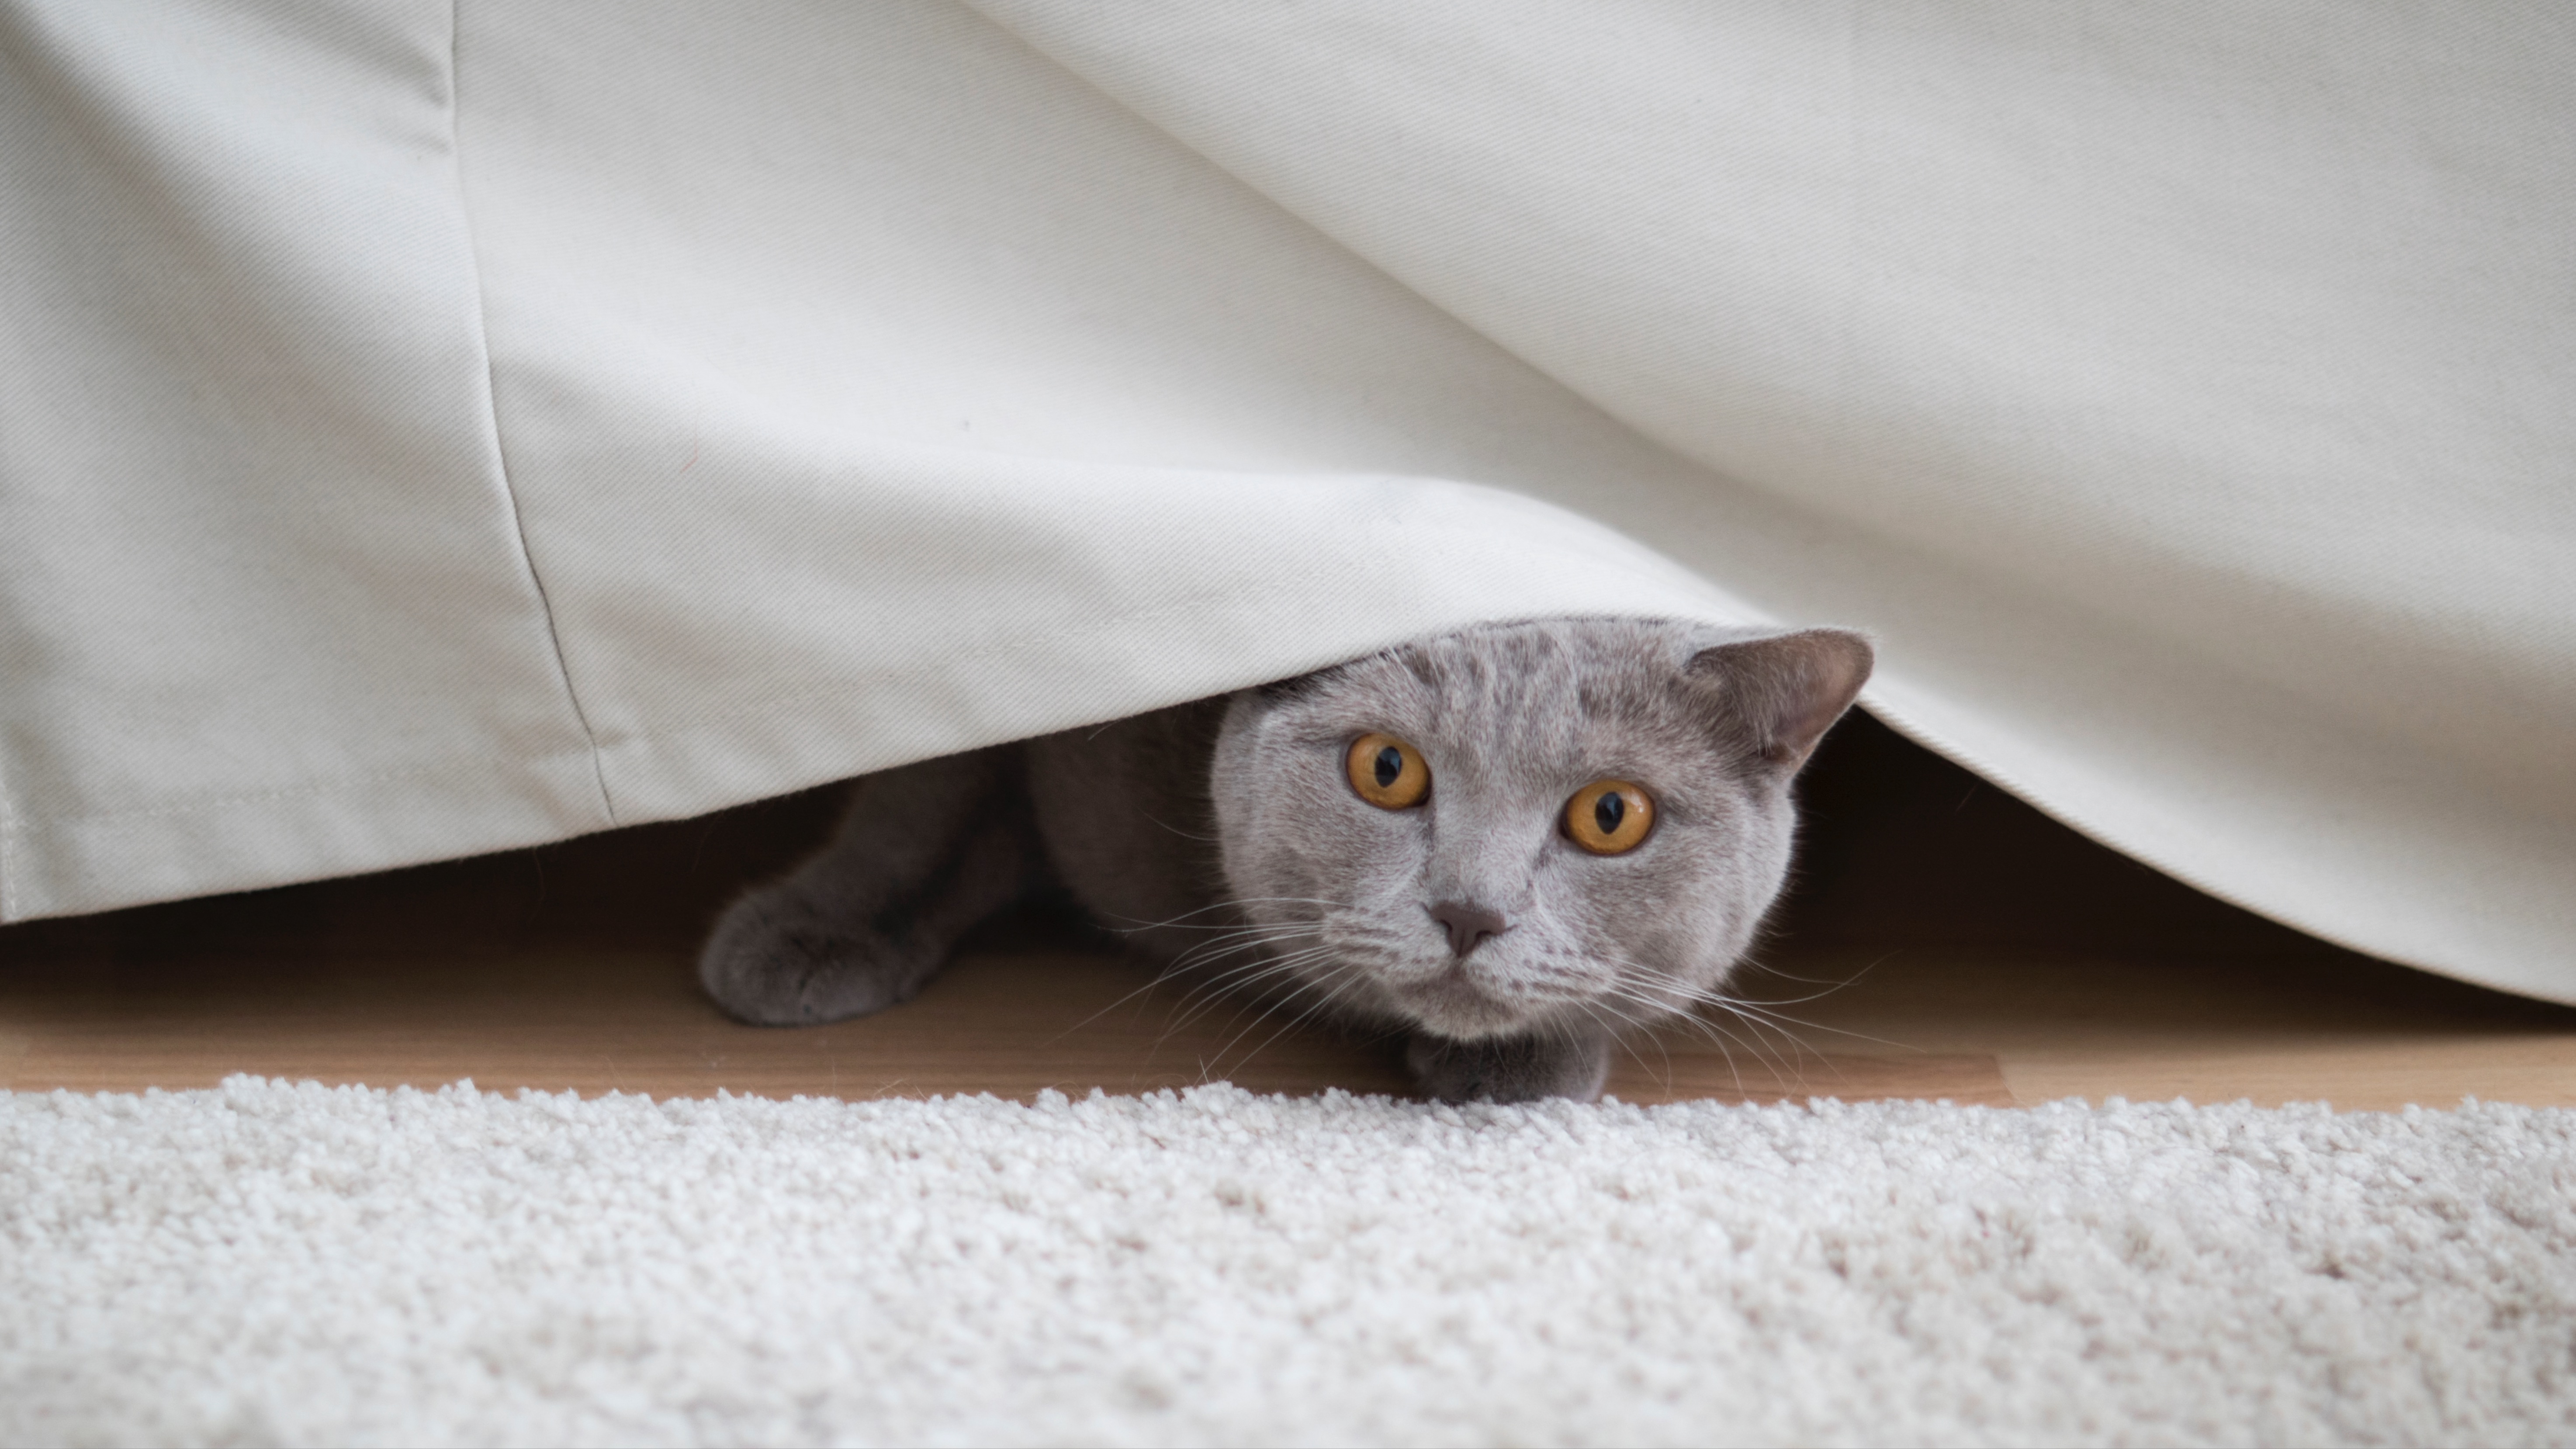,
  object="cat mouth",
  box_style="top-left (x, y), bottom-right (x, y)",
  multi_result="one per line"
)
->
top-left (1395, 967), bottom-right (1533, 1039)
